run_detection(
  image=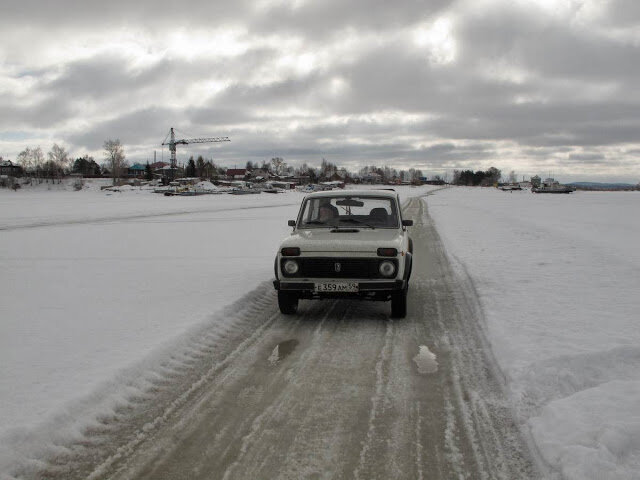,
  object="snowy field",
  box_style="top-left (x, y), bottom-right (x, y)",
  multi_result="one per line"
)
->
top-left (0, 181), bottom-right (303, 474)
top-left (0, 181), bottom-right (430, 476)
top-left (428, 187), bottom-right (640, 480)
top-left (1, 182), bottom-right (639, 479)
